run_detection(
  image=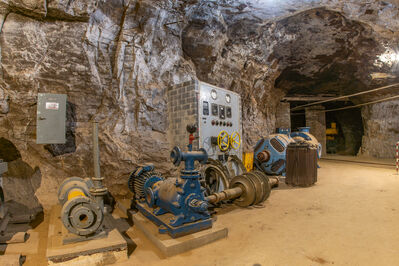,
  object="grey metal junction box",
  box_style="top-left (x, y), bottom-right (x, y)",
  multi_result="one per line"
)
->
top-left (36, 93), bottom-right (67, 144)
